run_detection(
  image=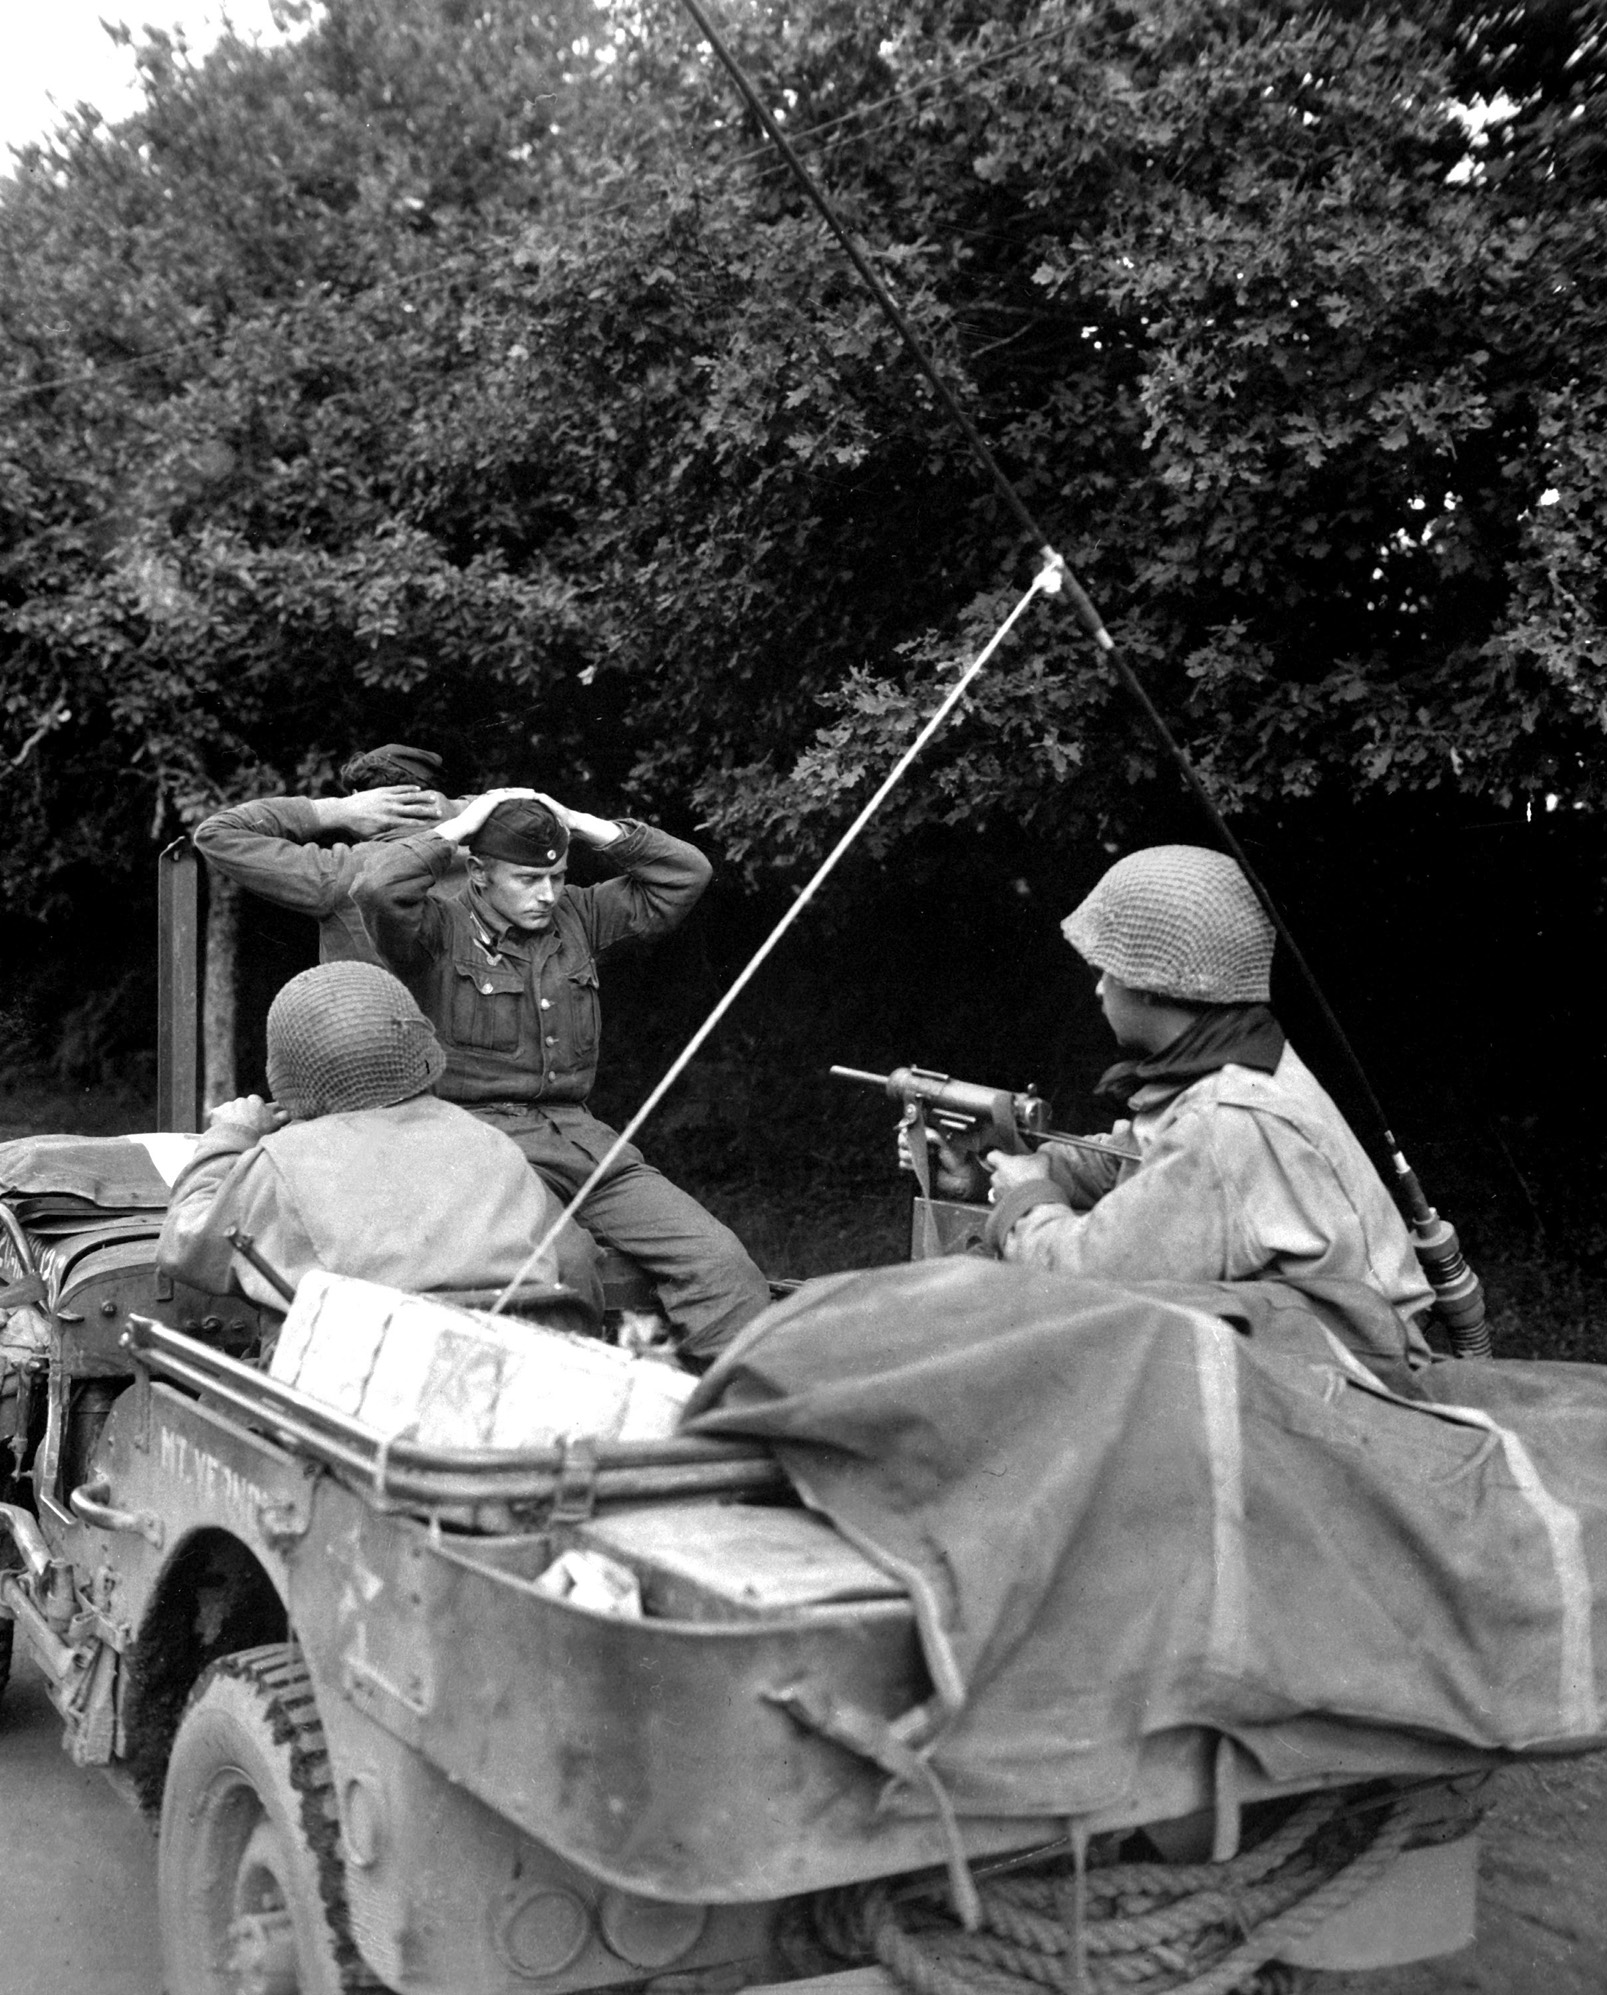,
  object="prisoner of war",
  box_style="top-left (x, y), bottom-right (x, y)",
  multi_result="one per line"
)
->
top-left (192, 741), bottom-right (463, 965)
top-left (350, 786), bottom-right (772, 1365)
top-left (912, 845), bottom-right (1435, 1352)
top-left (157, 961), bottom-right (603, 1320)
